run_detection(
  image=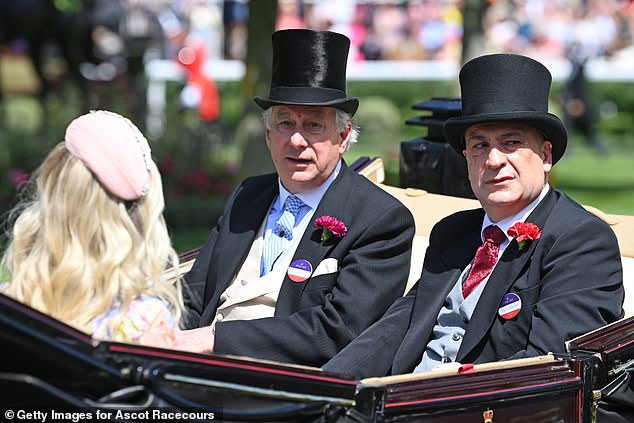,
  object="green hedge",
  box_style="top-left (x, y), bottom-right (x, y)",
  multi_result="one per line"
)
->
top-left (2, 79), bottom-right (633, 242)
